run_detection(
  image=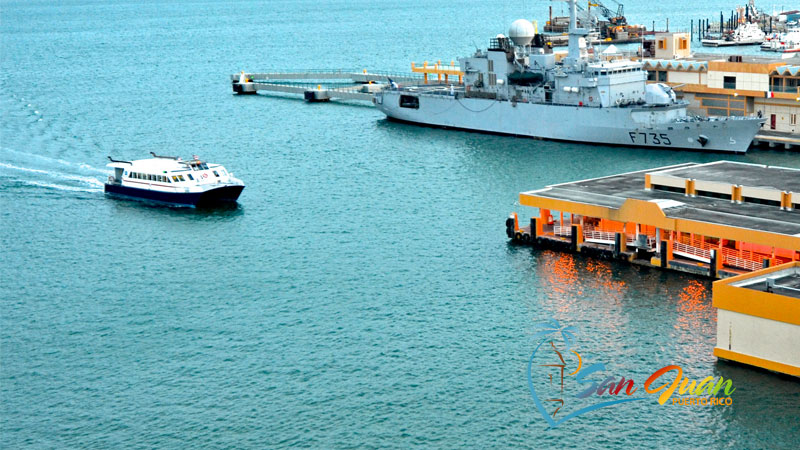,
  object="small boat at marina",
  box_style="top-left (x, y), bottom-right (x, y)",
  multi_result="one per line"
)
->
top-left (702, 23), bottom-right (765, 47)
top-left (104, 153), bottom-right (244, 206)
top-left (764, 29), bottom-right (800, 53)
top-left (761, 32), bottom-right (781, 50)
